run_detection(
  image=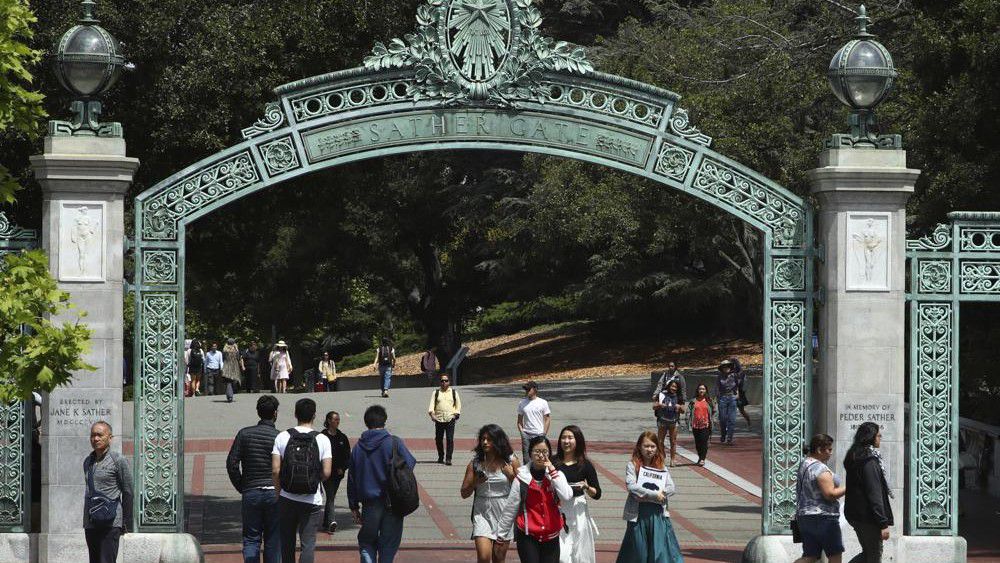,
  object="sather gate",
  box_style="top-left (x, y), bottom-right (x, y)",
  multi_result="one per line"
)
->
top-left (130, 0), bottom-right (814, 535)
